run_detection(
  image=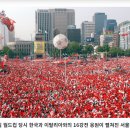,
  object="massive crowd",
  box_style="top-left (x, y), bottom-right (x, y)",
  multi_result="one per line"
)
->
top-left (0, 57), bottom-right (130, 118)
